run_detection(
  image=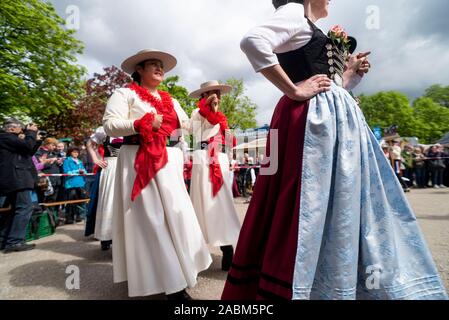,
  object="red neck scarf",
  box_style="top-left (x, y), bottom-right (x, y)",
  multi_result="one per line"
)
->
top-left (198, 98), bottom-right (236, 197)
top-left (128, 82), bottom-right (175, 201)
